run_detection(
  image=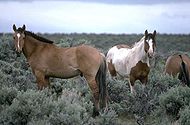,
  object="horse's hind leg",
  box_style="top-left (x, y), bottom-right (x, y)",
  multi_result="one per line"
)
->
top-left (85, 75), bottom-right (100, 117)
top-left (108, 61), bottom-right (117, 77)
top-left (34, 70), bottom-right (49, 90)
